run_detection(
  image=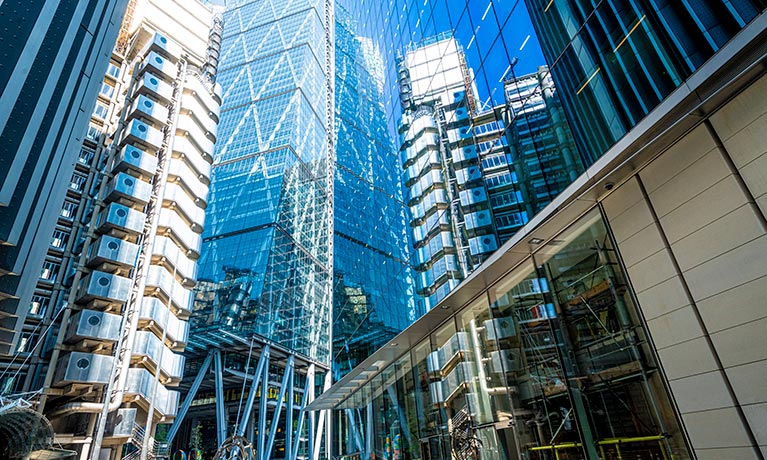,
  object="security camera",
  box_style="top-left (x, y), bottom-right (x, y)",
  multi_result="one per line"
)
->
top-left (604, 182), bottom-right (615, 191)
